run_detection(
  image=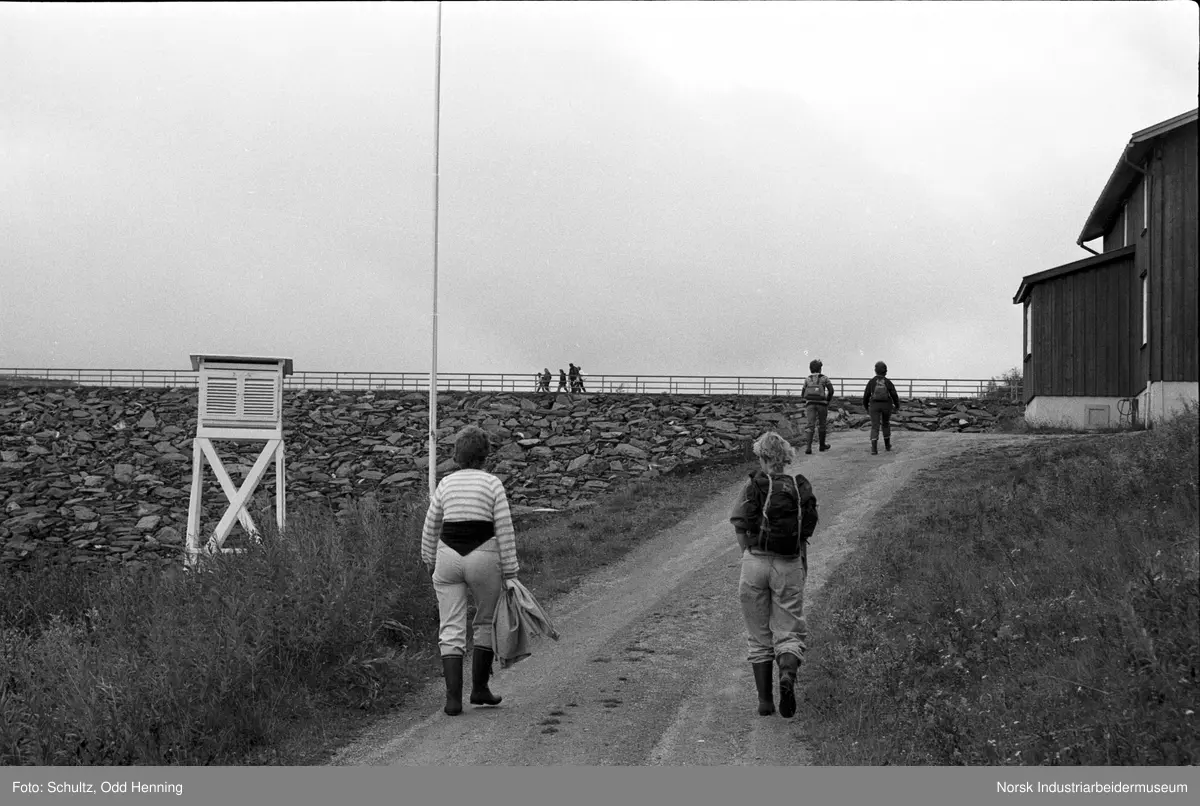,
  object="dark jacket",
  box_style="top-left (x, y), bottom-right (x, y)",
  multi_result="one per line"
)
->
top-left (730, 471), bottom-right (818, 558)
top-left (862, 376), bottom-right (901, 410)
